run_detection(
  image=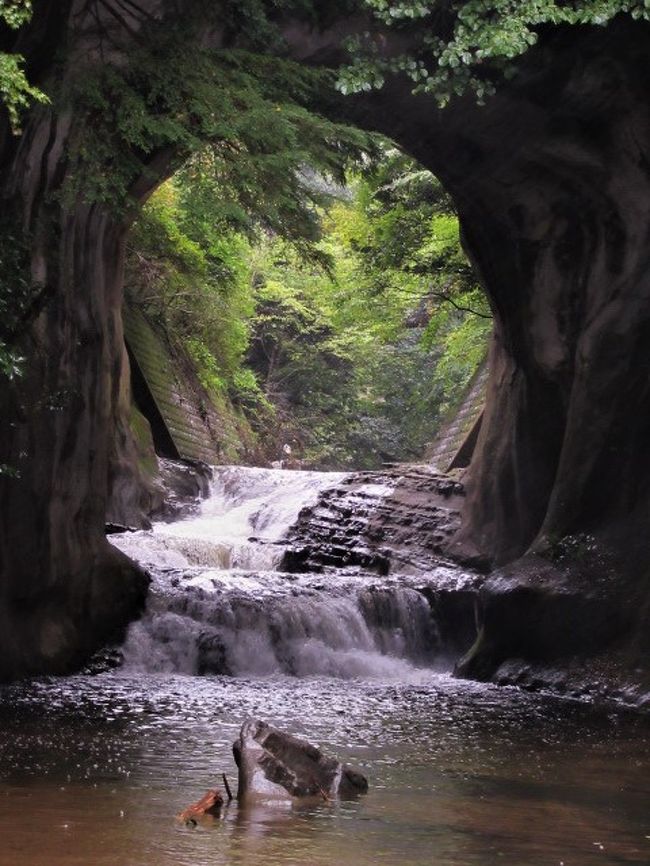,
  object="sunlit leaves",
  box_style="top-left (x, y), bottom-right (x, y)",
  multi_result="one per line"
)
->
top-left (340, 0), bottom-right (650, 106)
top-left (0, 0), bottom-right (48, 132)
top-left (0, 0), bottom-right (32, 29)
top-left (0, 341), bottom-right (24, 380)
top-left (65, 44), bottom-right (376, 216)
